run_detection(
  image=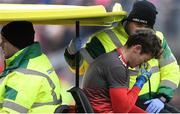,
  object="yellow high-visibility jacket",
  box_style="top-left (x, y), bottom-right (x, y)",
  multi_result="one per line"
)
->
top-left (0, 43), bottom-right (61, 113)
top-left (64, 23), bottom-right (180, 102)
